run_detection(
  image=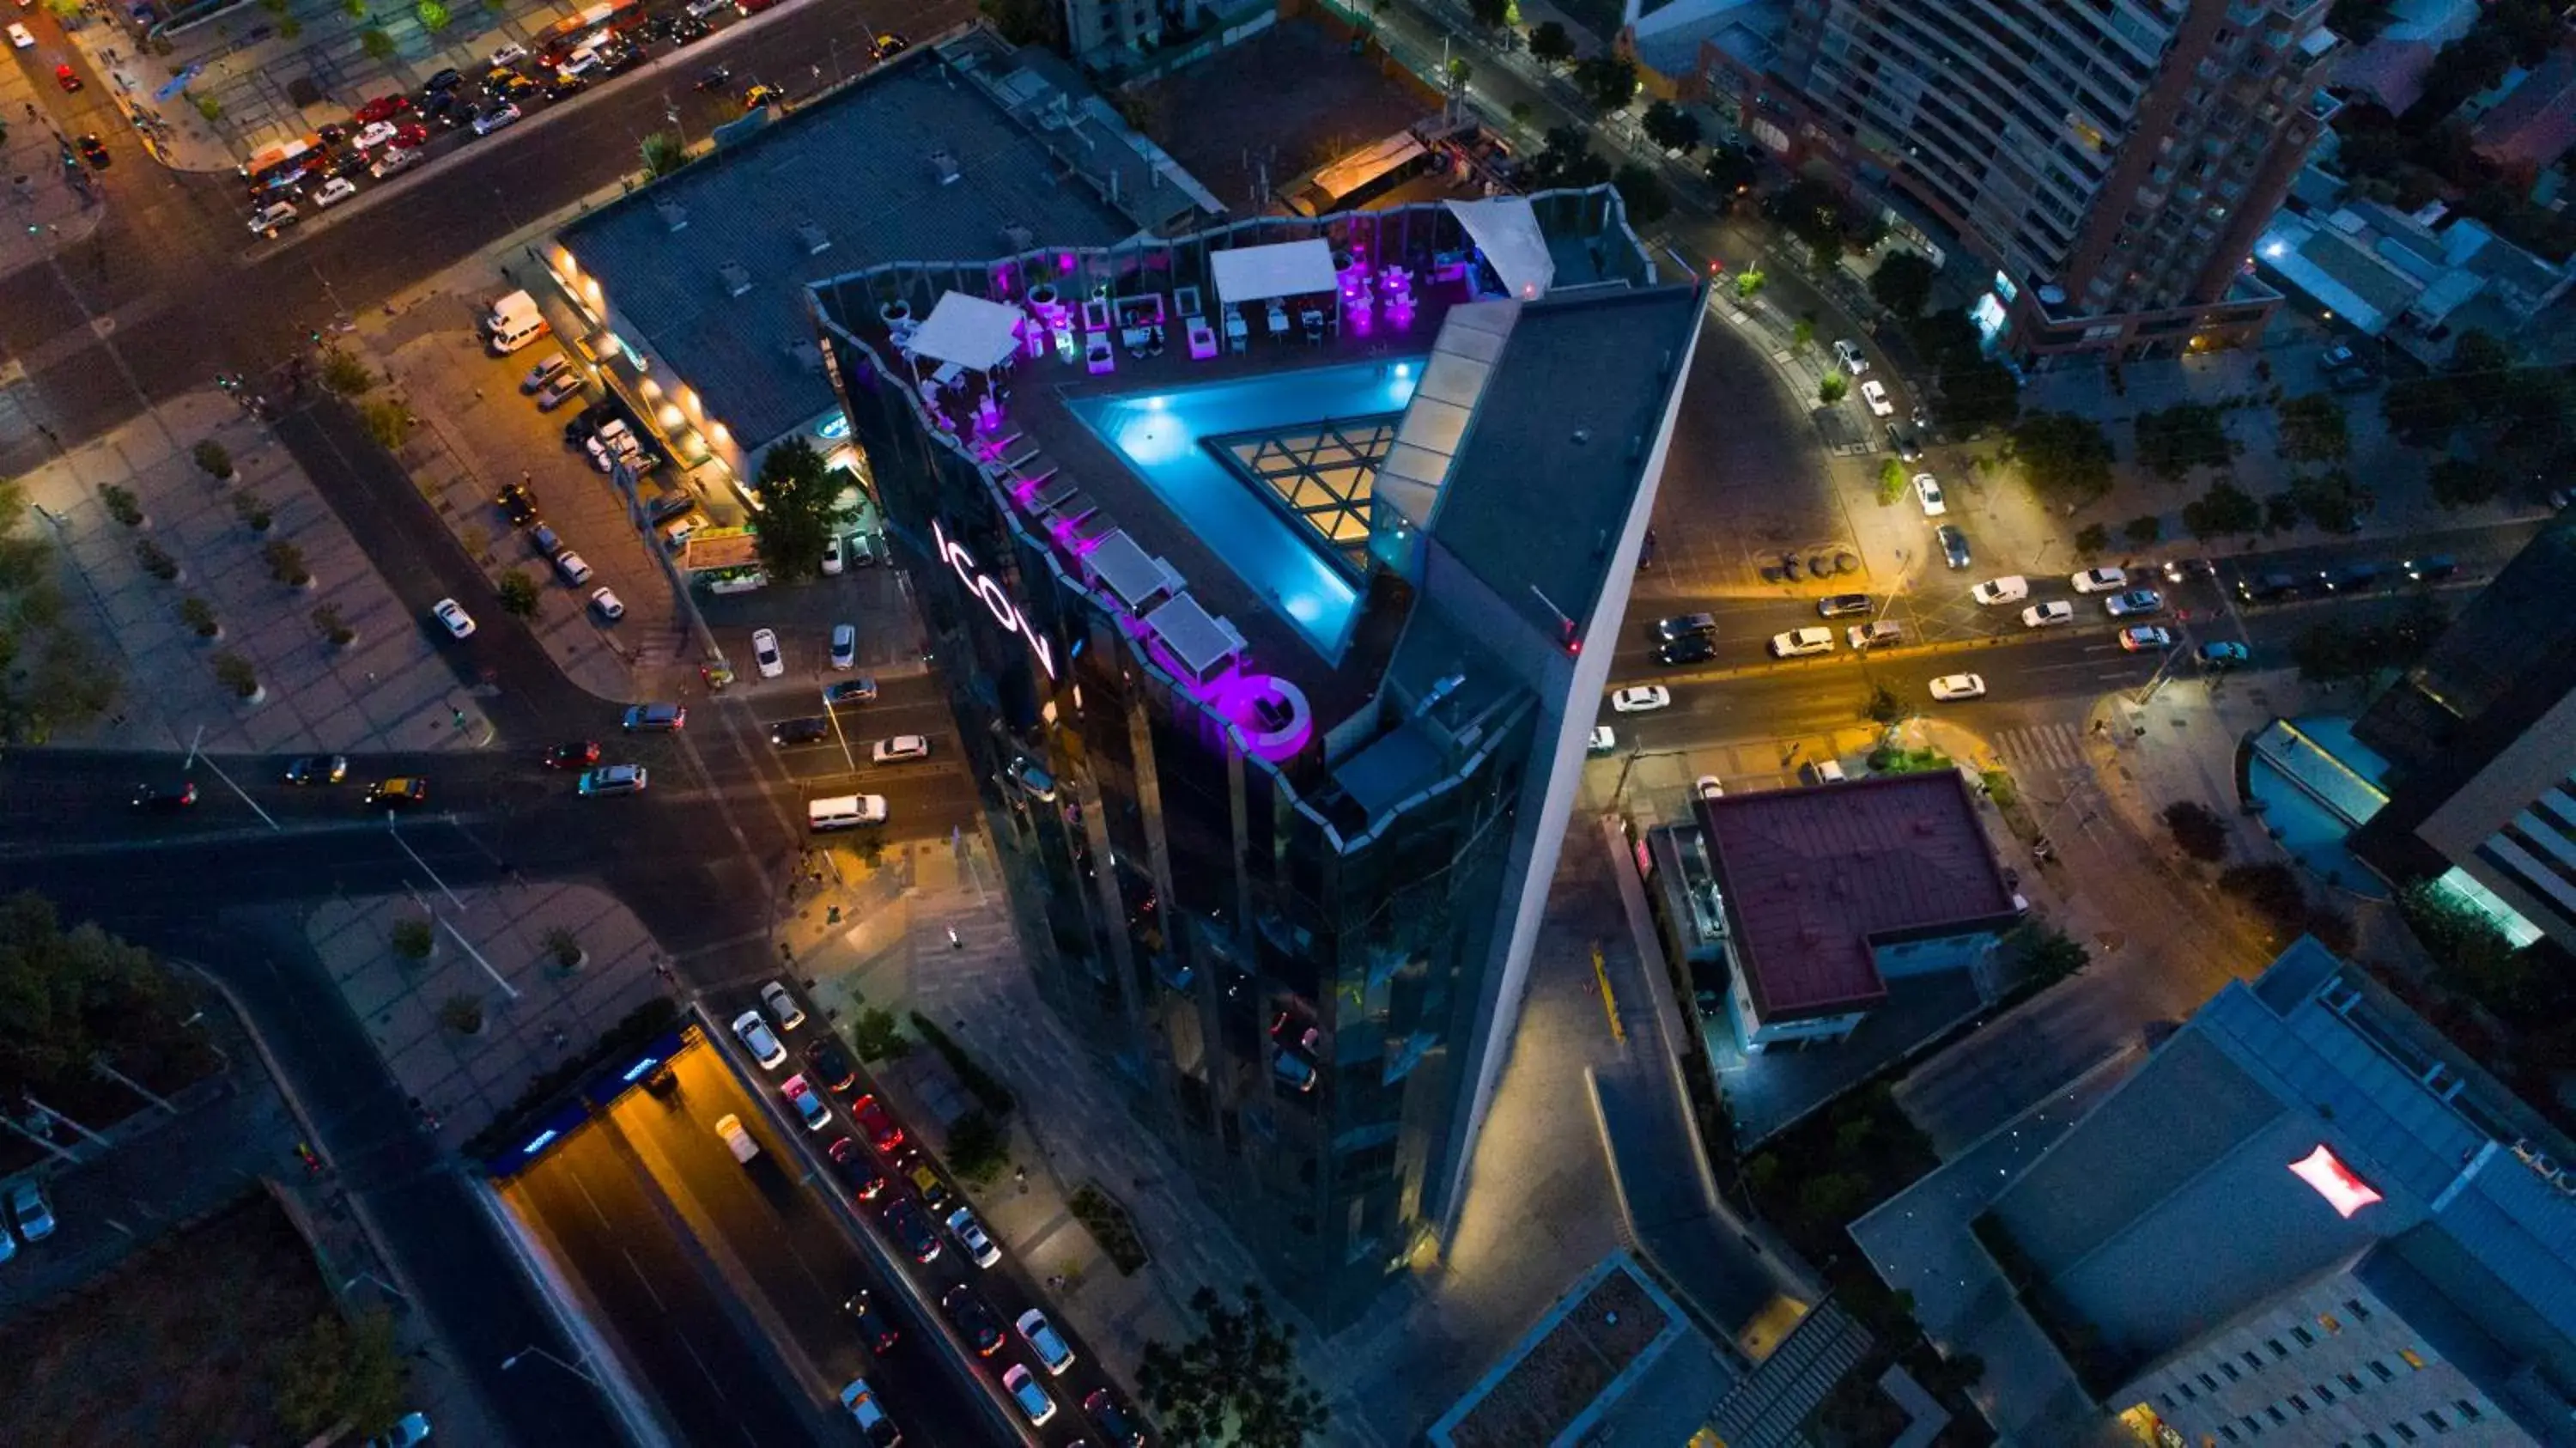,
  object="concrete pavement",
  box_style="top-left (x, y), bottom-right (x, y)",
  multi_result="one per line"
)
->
top-left (0, 41), bottom-right (109, 279)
